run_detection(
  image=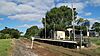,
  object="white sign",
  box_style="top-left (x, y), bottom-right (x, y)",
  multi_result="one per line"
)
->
top-left (31, 37), bottom-right (35, 49)
top-left (87, 32), bottom-right (89, 37)
top-left (31, 37), bottom-right (35, 41)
